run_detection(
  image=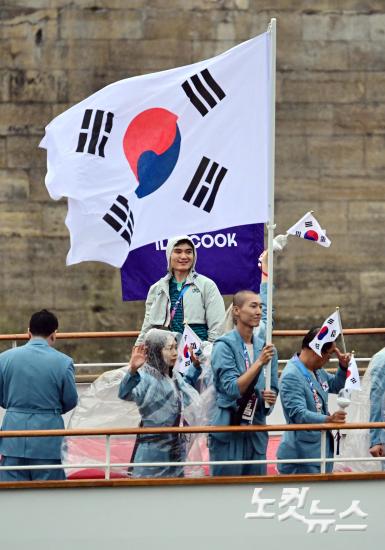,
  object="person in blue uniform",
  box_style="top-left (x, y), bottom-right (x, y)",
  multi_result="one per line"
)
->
top-left (0, 309), bottom-right (78, 481)
top-left (209, 253), bottom-right (279, 476)
top-left (277, 328), bottom-right (350, 474)
top-left (119, 328), bottom-right (201, 478)
top-left (368, 347), bottom-right (385, 467)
